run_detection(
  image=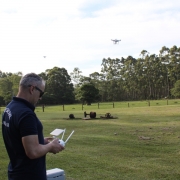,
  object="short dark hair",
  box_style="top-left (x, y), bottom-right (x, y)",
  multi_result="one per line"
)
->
top-left (20, 73), bottom-right (45, 87)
